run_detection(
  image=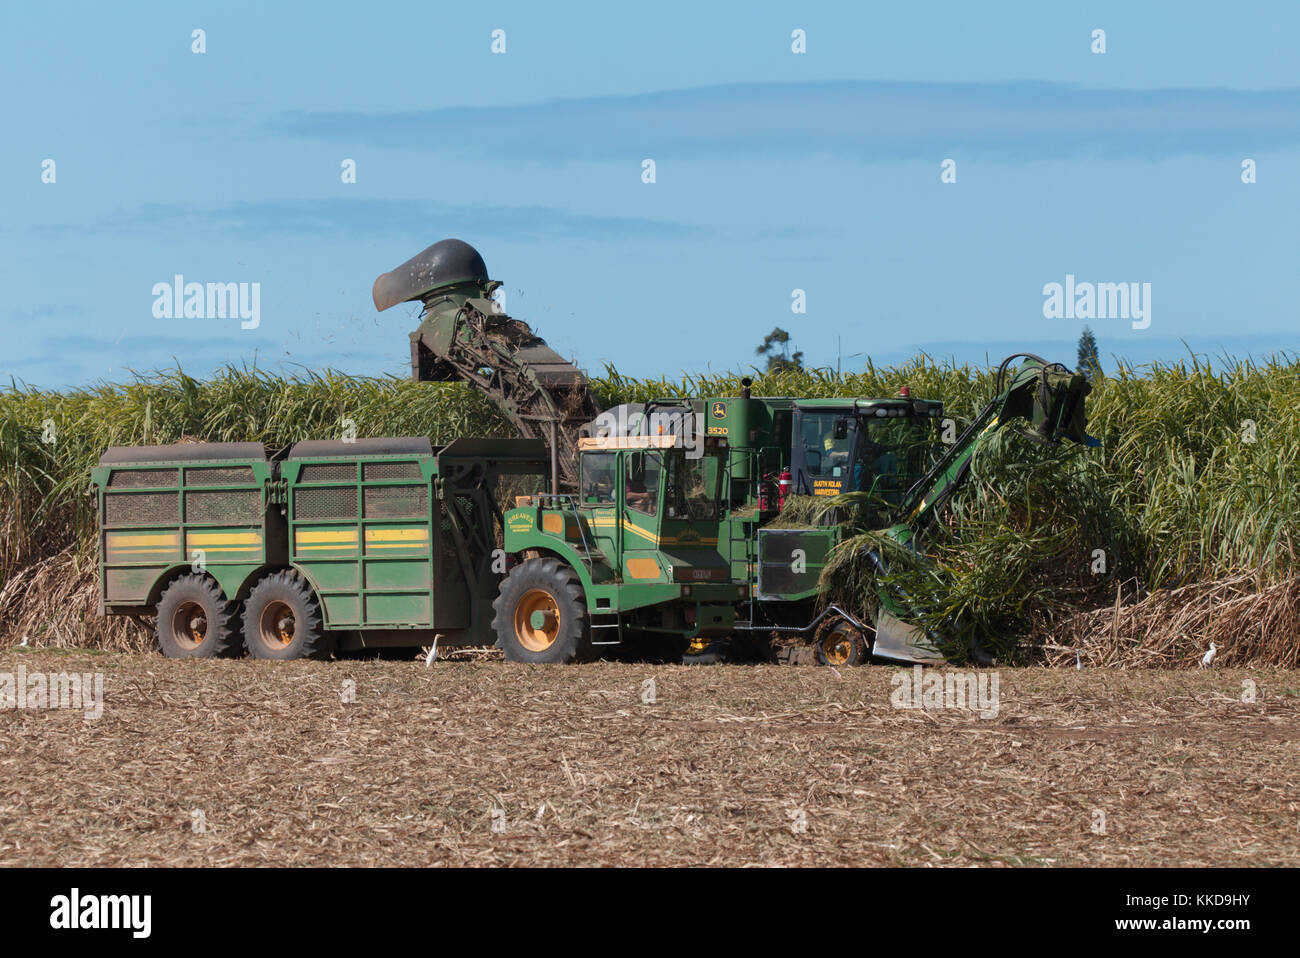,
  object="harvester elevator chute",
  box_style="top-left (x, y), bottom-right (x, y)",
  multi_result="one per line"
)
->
top-left (372, 239), bottom-right (600, 493)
